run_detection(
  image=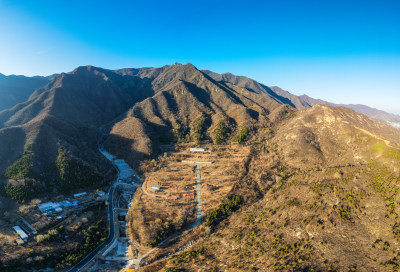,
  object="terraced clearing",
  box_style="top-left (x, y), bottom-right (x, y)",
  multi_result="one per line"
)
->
top-left (127, 144), bottom-right (250, 260)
